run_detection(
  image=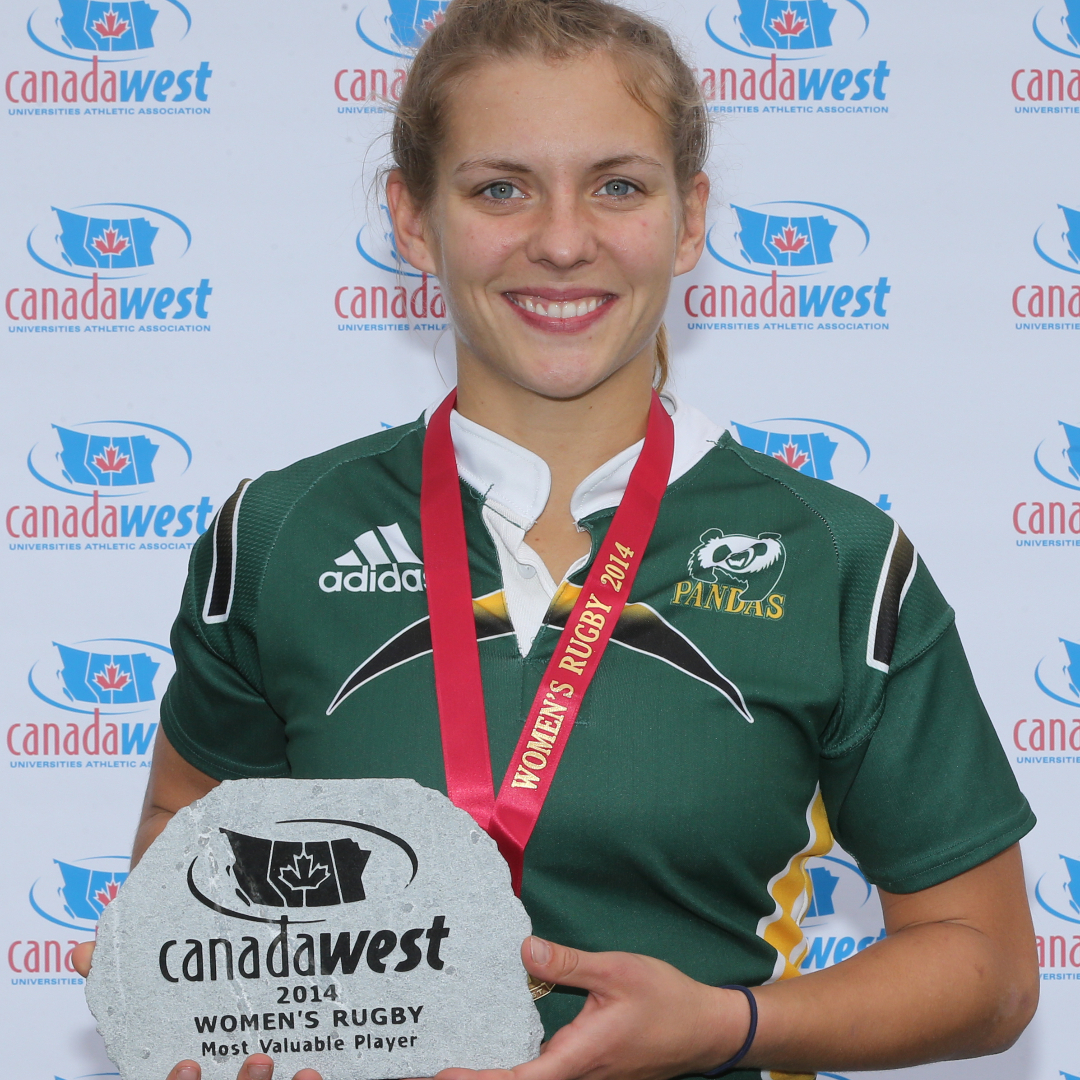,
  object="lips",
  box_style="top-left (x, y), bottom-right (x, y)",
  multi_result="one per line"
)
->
top-left (506, 293), bottom-right (612, 319)
top-left (501, 288), bottom-right (620, 339)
